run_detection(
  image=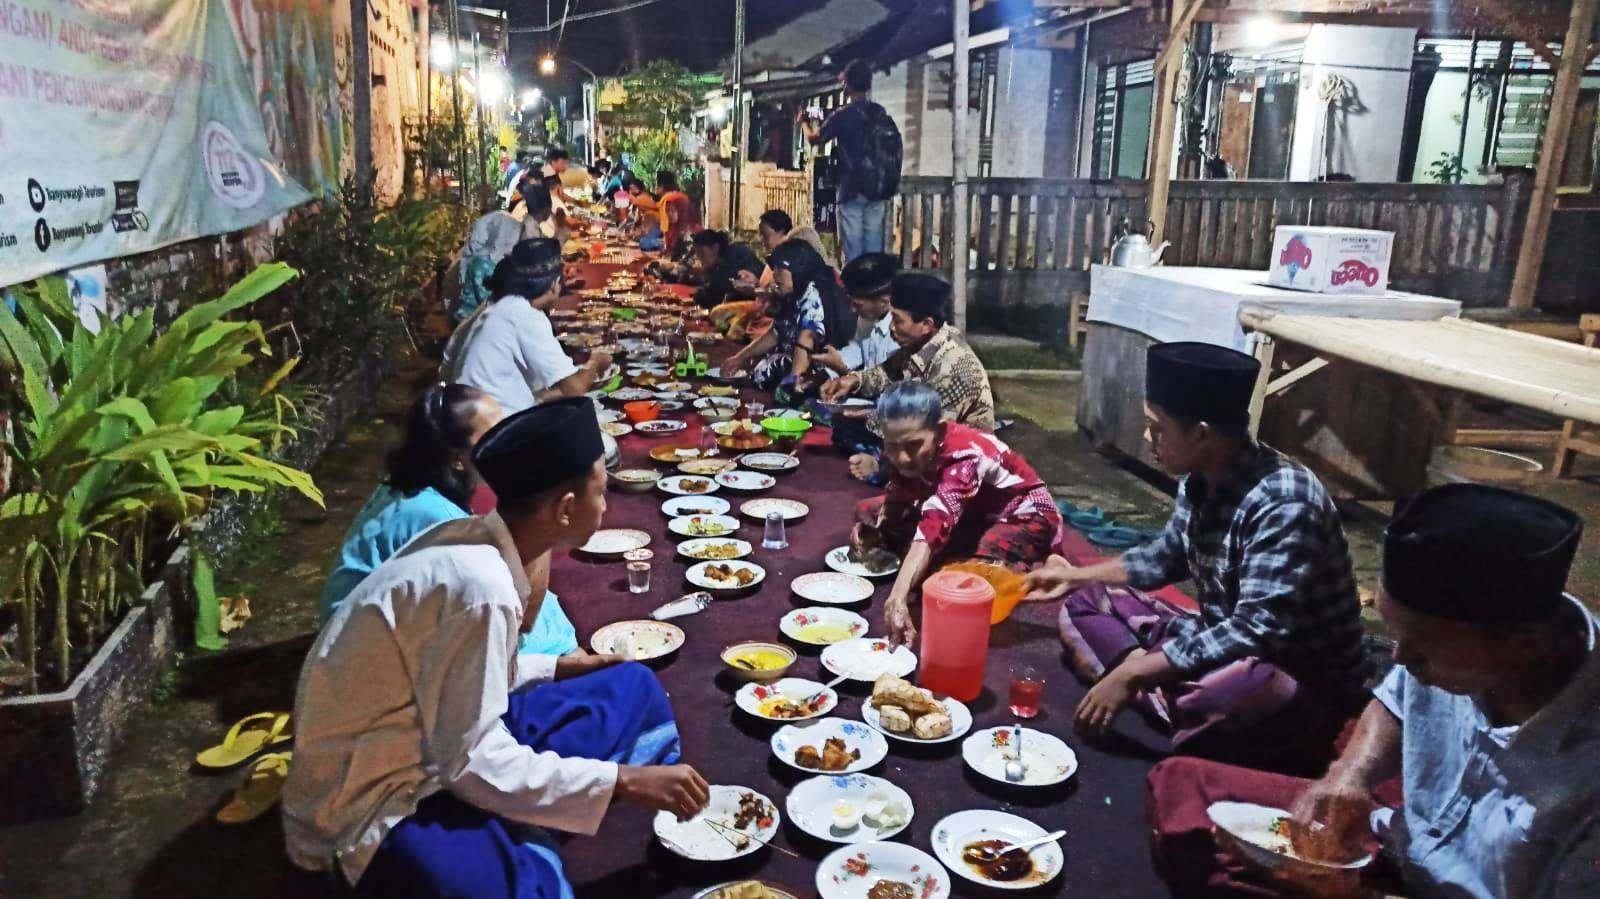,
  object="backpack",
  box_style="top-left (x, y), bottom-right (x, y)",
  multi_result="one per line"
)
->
top-left (855, 103), bottom-right (903, 201)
